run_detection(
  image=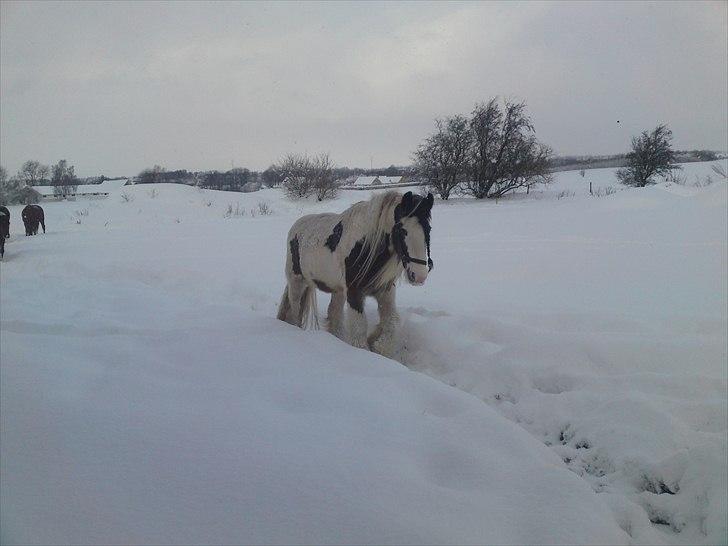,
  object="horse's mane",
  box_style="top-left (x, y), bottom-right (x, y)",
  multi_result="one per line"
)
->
top-left (341, 191), bottom-right (403, 289)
